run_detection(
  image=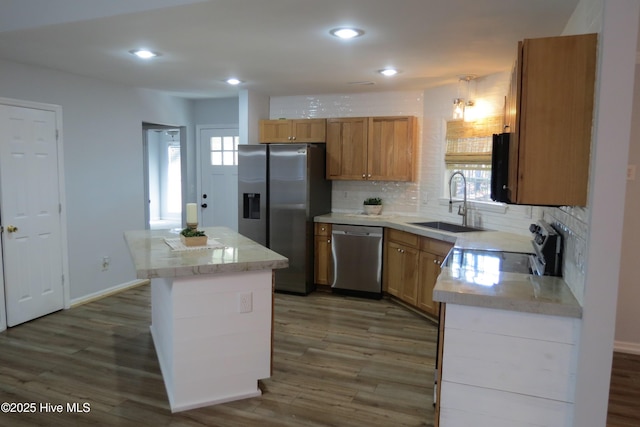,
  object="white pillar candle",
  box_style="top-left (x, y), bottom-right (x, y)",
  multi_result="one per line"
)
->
top-left (186, 203), bottom-right (197, 224)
